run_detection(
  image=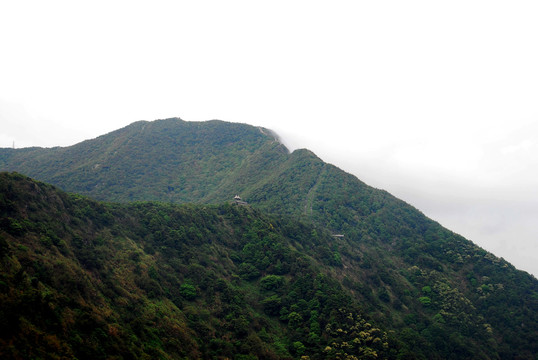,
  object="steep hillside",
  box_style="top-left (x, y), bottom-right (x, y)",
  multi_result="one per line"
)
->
top-left (1, 118), bottom-right (538, 359)
top-left (2, 173), bottom-right (537, 359)
top-left (1, 173), bottom-right (393, 359)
